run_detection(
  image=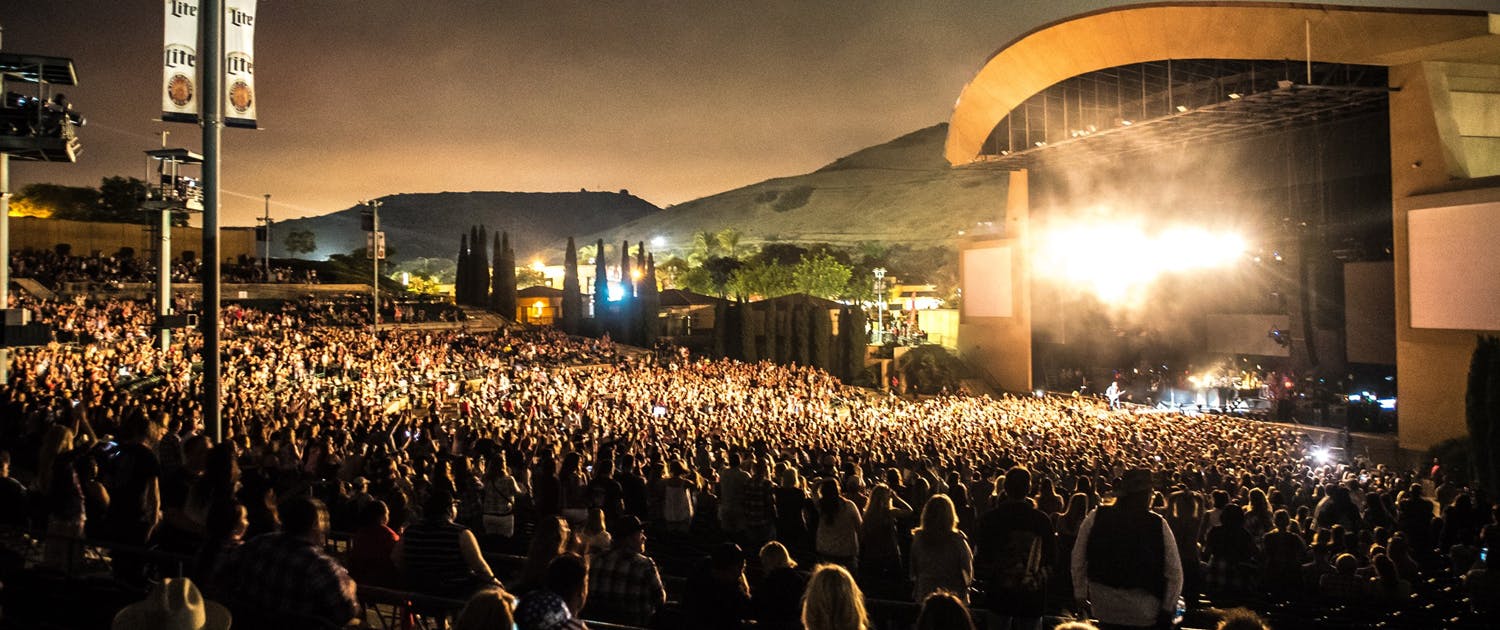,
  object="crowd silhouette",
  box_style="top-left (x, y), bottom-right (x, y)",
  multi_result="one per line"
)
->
top-left (0, 286), bottom-right (1496, 630)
